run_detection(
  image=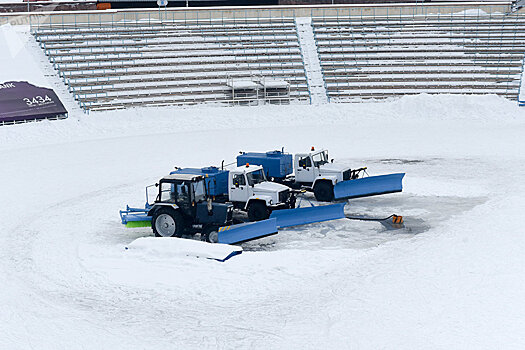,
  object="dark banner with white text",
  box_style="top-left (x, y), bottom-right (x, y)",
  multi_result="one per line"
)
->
top-left (0, 81), bottom-right (67, 124)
